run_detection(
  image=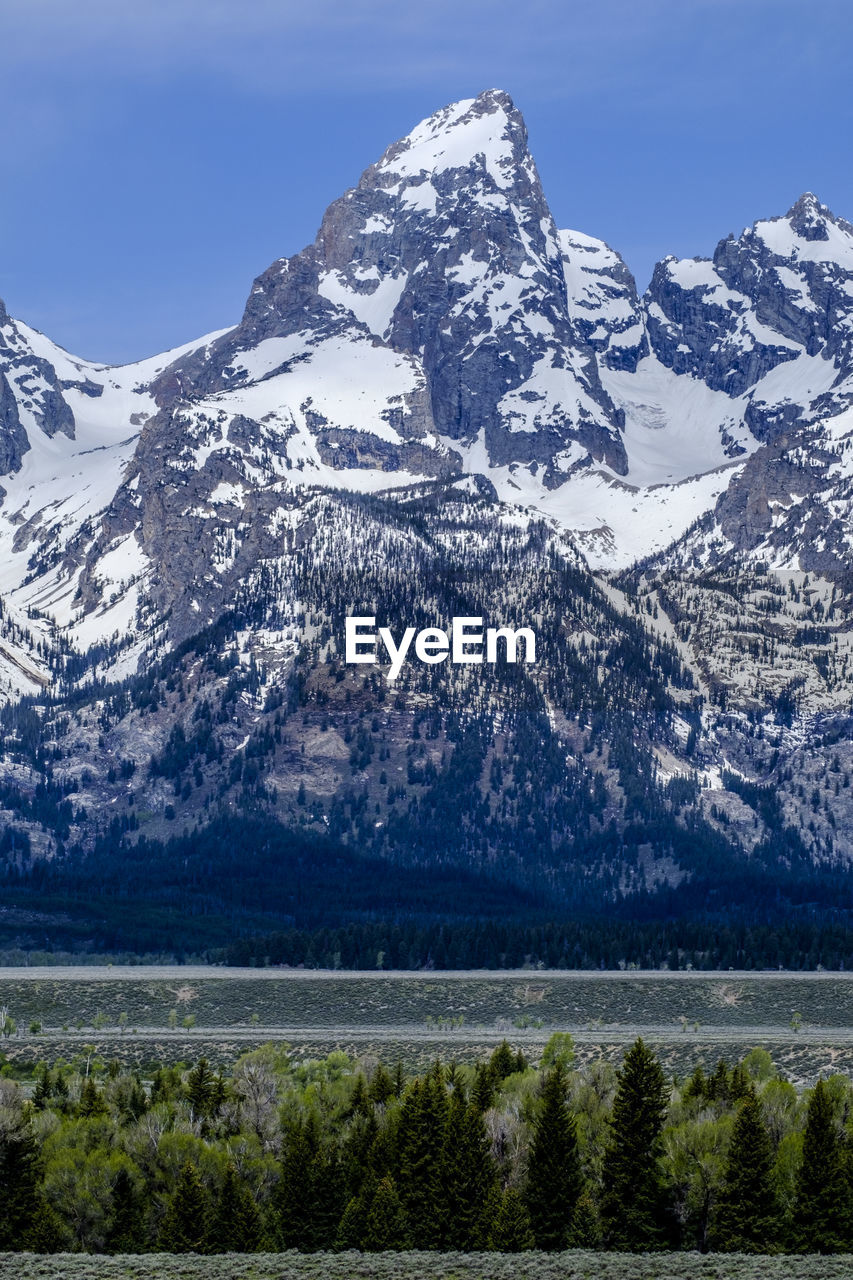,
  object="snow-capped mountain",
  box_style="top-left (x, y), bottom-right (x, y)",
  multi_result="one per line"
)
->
top-left (4, 91), bottom-right (853, 655)
top-left (164, 91), bottom-right (626, 469)
top-left (2, 88), bottom-right (853, 932)
top-left (0, 297), bottom-right (231, 694)
top-left (548, 192), bottom-right (853, 567)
